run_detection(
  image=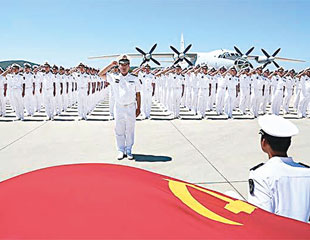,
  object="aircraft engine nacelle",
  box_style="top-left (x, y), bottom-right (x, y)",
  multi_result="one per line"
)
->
top-left (255, 56), bottom-right (268, 63)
